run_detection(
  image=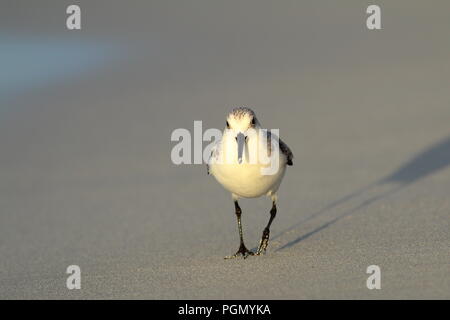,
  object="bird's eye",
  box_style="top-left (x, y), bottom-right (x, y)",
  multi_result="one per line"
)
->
top-left (251, 118), bottom-right (256, 126)
top-left (226, 121), bottom-right (230, 129)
